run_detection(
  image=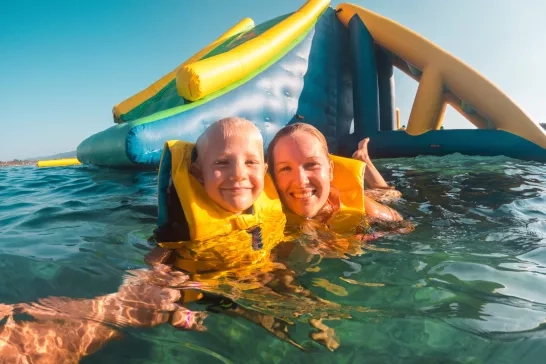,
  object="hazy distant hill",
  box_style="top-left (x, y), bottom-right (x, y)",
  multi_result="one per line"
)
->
top-left (28, 151), bottom-right (77, 161)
